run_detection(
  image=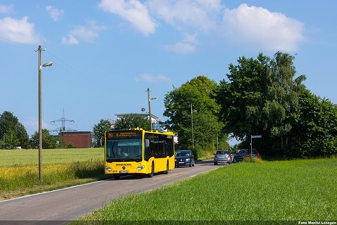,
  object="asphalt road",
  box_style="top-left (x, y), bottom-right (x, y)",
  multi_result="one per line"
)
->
top-left (0, 160), bottom-right (227, 224)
